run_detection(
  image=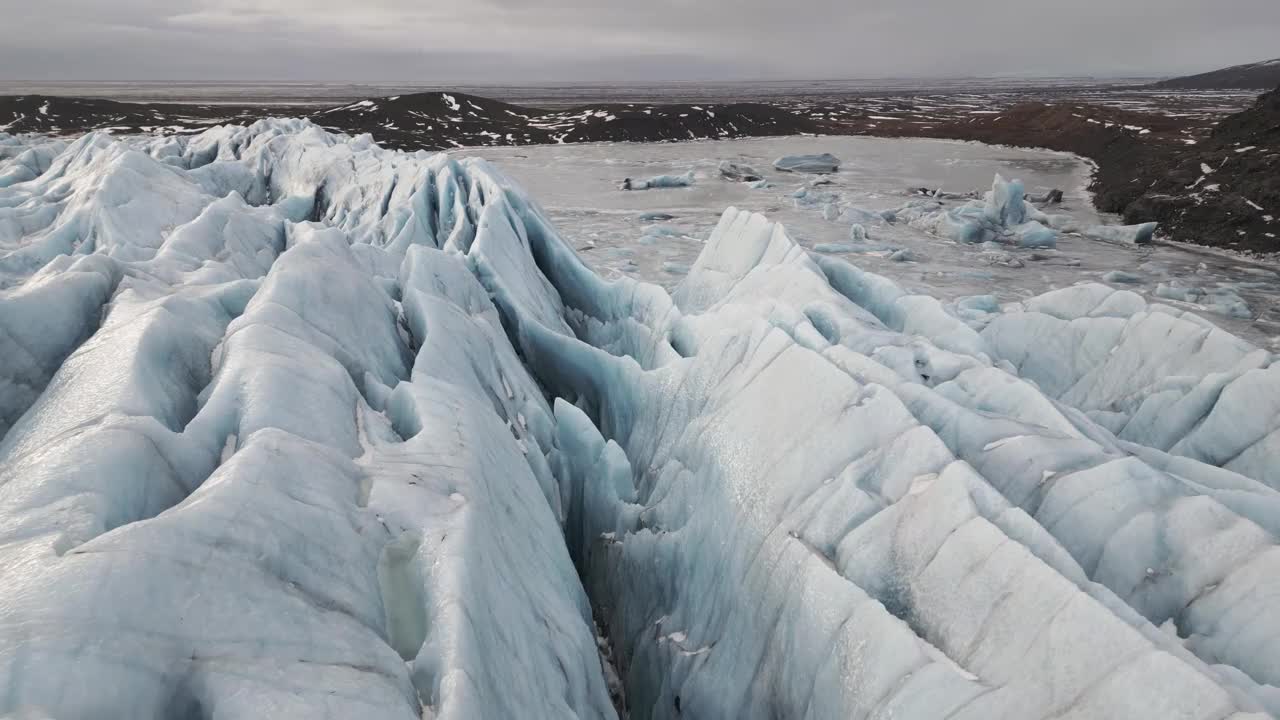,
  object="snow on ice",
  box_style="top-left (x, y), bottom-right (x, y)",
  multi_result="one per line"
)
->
top-left (1, 121), bottom-right (1279, 719)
